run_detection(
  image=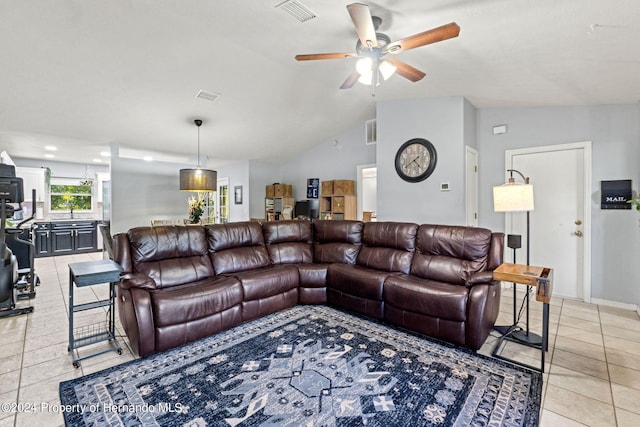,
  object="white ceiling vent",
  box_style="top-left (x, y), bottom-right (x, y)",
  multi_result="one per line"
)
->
top-left (365, 119), bottom-right (377, 145)
top-left (276, 0), bottom-right (317, 23)
top-left (195, 89), bottom-right (221, 103)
